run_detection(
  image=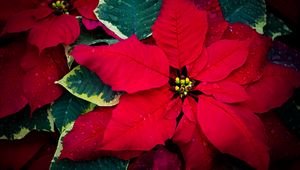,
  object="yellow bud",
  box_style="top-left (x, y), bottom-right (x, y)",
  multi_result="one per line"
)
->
top-left (185, 77), bottom-right (190, 84)
top-left (180, 79), bottom-right (185, 85)
top-left (175, 77), bottom-right (180, 84)
top-left (52, 2), bottom-right (56, 7)
top-left (175, 86), bottom-right (180, 91)
top-left (183, 91), bottom-right (188, 95)
top-left (56, 1), bottom-right (61, 6)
